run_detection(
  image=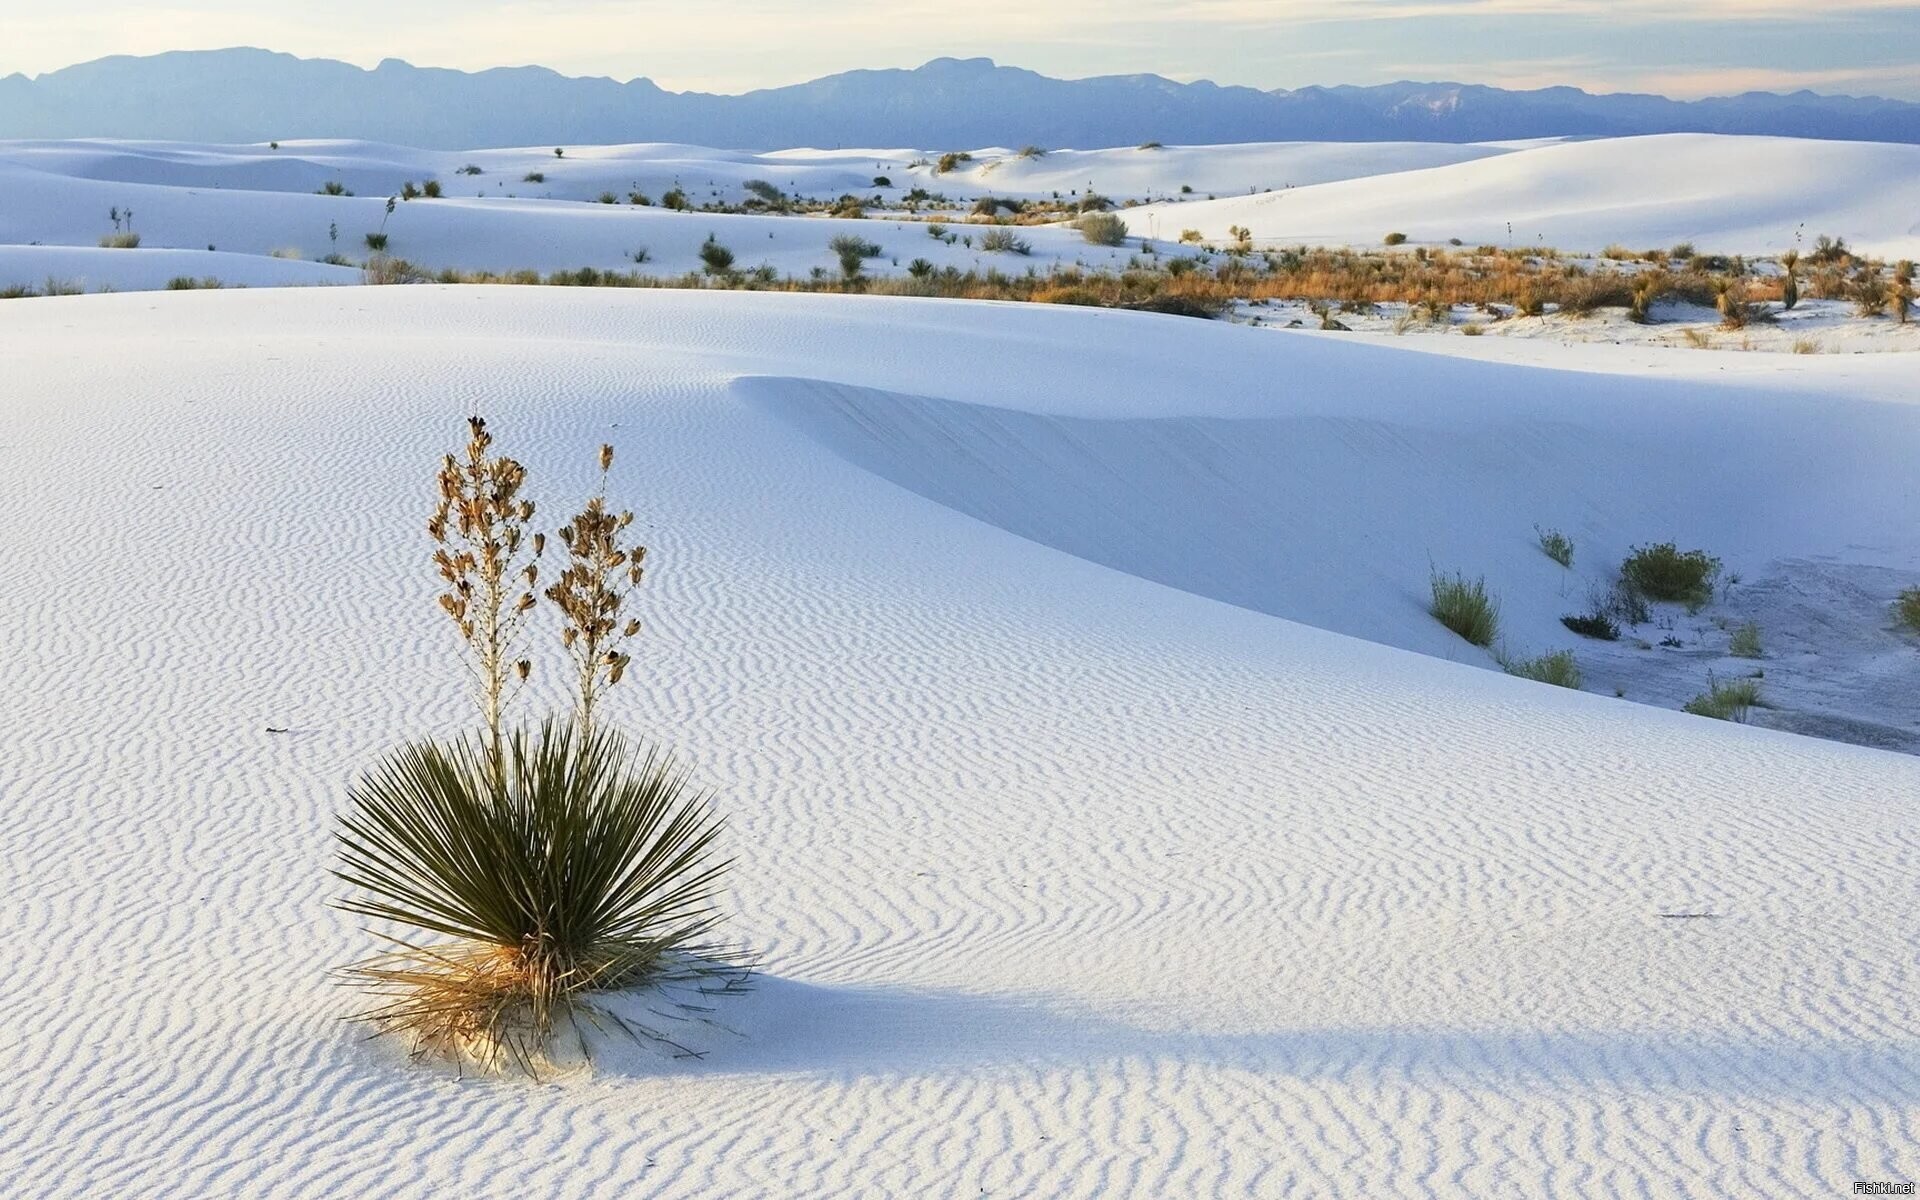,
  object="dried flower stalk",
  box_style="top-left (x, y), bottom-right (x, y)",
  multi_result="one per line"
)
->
top-left (428, 416), bottom-right (541, 780)
top-left (546, 444), bottom-right (645, 740)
